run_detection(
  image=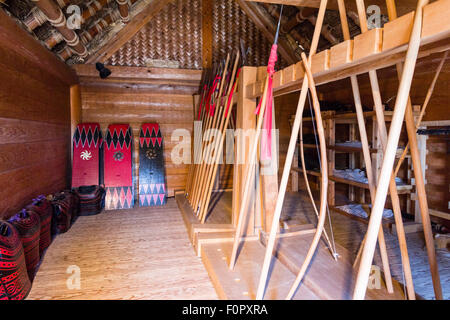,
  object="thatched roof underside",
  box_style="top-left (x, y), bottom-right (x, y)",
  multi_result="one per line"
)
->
top-left (1, 0), bottom-right (384, 69)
